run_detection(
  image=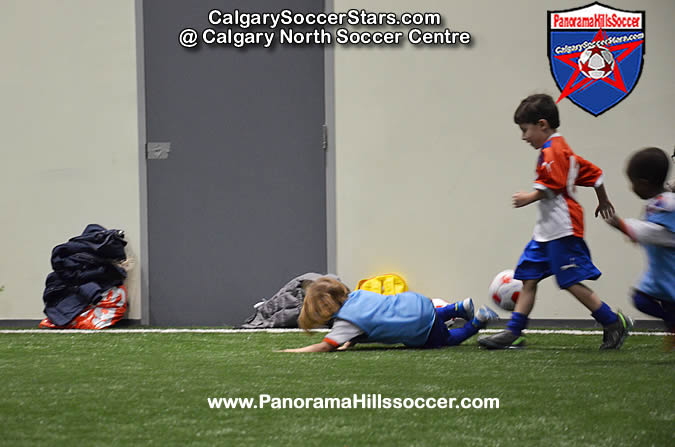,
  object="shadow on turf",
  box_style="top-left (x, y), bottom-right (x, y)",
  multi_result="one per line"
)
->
top-left (341, 344), bottom-right (503, 352)
top-left (345, 344), bottom-right (602, 352)
top-left (564, 358), bottom-right (675, 366)
top-left (339, 344), bottom-right (597, 353)
top-left (340, 345), bottom-right (409, 352)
